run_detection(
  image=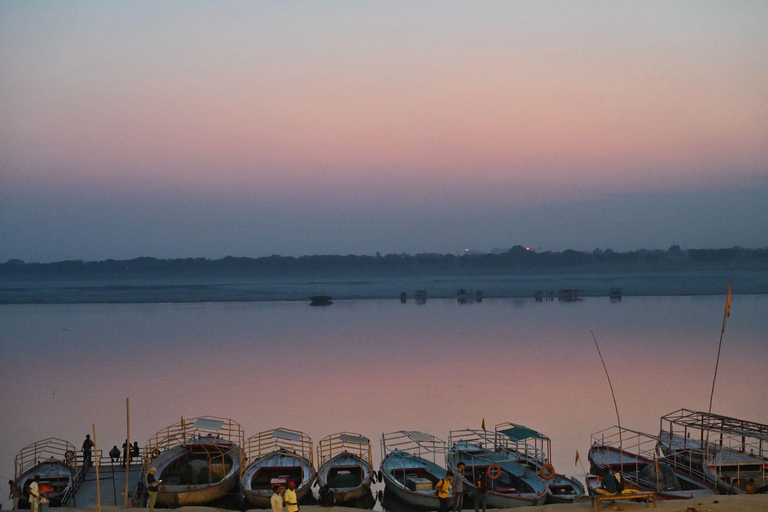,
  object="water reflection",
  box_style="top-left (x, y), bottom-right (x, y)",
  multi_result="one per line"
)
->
top-left (1, 296), bottom-right (766, 511)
